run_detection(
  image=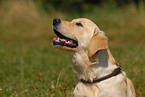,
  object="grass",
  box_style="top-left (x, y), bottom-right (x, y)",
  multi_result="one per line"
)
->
top-left (0, 1), bottom-right (145, 97)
